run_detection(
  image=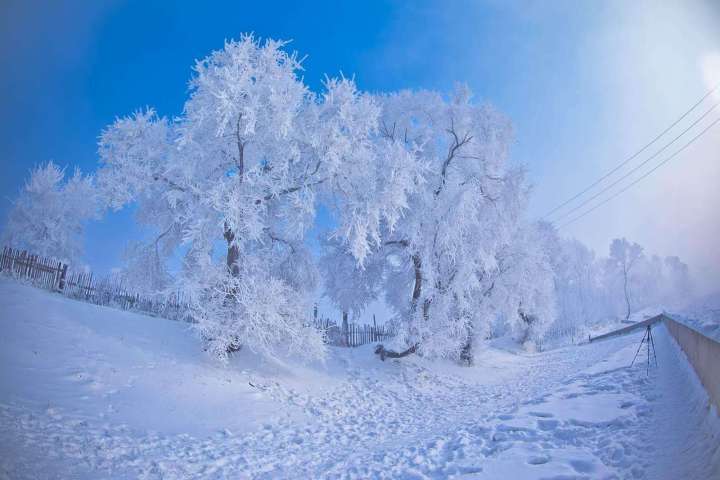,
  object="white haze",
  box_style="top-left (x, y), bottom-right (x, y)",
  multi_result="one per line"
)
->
top-left (364, 0), bottom-right (720, 295)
